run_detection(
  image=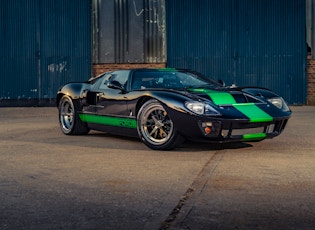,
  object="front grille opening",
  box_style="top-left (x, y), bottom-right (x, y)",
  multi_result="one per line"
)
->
top-left (274, 119), bottom-right (288, 133)
top-left (222, 123), bottom-right (276, 138)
